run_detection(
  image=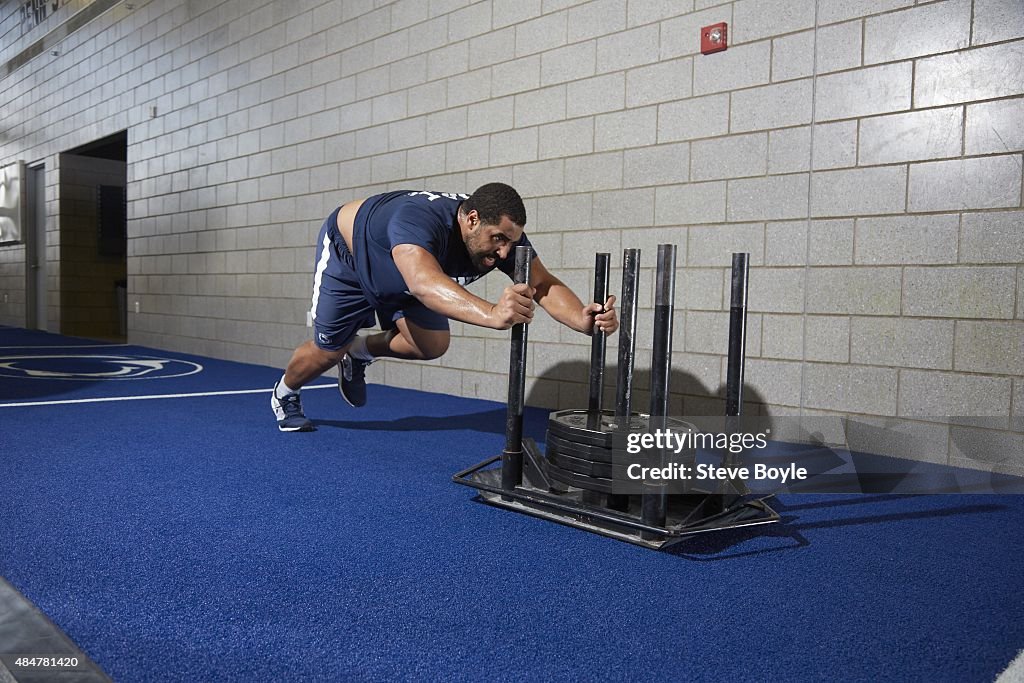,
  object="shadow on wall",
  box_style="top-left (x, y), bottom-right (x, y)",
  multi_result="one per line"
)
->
top-left (330, 358), bottom-right (841, 456)
top-left (322, 361), bottom-right (777, 441)
top-left (524, 360), bottom-right (852, 452)
top-left (524, 360), bottom-right (768, 418)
